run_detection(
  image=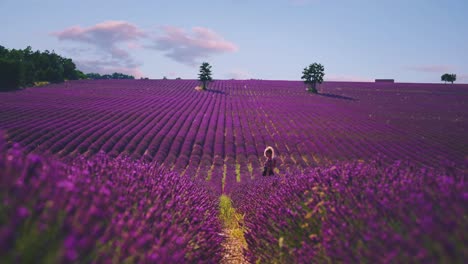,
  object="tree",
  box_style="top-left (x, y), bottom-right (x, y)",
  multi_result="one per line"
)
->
top-left (441, 73), bottom-right (456, 84)
top-left (0, 58), bottom-right (23, 91)
top-left (75, 70), bottom-right (87, 79)
top-left (198, 62), bottom-right (213, 90)
top-left (86, 73), bottom-right (101, 79)
top-left (0, 46), bottom-right (8, 57)
top-left (301, 63), bottom-right (325, 93)
top-left (43, 67), bottom-right (63, 83)
top-left (62, 58), bottom-right (79, 80)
